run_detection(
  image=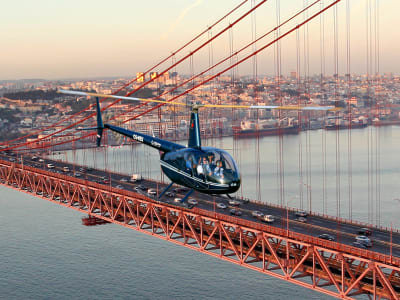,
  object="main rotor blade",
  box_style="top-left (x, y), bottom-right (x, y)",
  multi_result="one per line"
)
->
top-left (58, 89), bottom-right (339, 111)
top-left (202, 104), bottom-right (339, 111)
top-left (57, 89), bottom-right (187, 106)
